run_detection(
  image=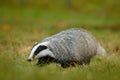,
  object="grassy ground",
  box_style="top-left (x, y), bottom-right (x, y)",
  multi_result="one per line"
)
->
top-left (0, 7), bottom-right (120, 80)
